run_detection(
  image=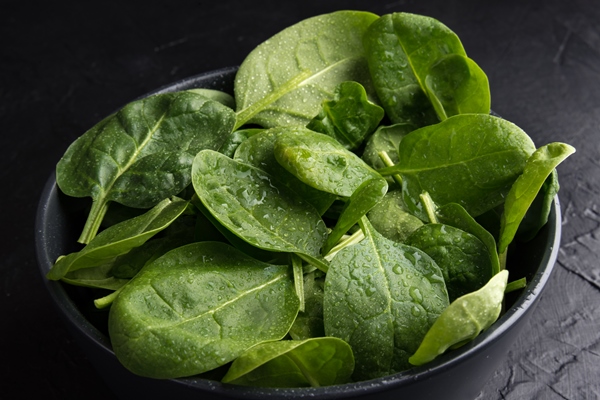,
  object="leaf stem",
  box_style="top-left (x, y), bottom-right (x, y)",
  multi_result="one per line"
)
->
top-left (505, 277), bottom-right (527, 294)
top-left (377, 151), bottom-right (403, 186)
top-left (324, 228), bottom-right (365, 261)
top-left (94, 286), bottom-right (123, 309)
top-left (419, 192), bottom-right (439, 224)
top-left (78, 198), bottom-right (110, 244)
top-left (291, 254), bottom-right (305, 312)
top-left (295, 253), bottom-right (329, 273)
